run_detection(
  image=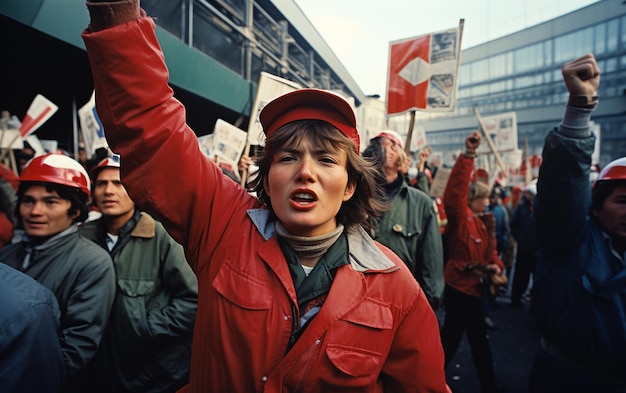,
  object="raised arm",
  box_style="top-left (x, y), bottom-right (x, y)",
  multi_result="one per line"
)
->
top-left (443, 131), bottom-right (481, 223)
top-left (535, 54), bottom-right (600, 259)
top-left (82, 1), bottom-right (254, 270)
